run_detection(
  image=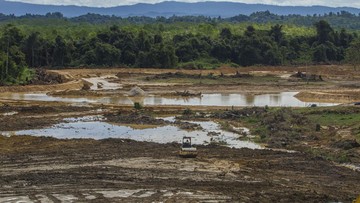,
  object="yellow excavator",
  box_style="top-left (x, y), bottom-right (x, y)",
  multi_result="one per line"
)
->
top-left (179, 136), bottom-right (197, 158)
